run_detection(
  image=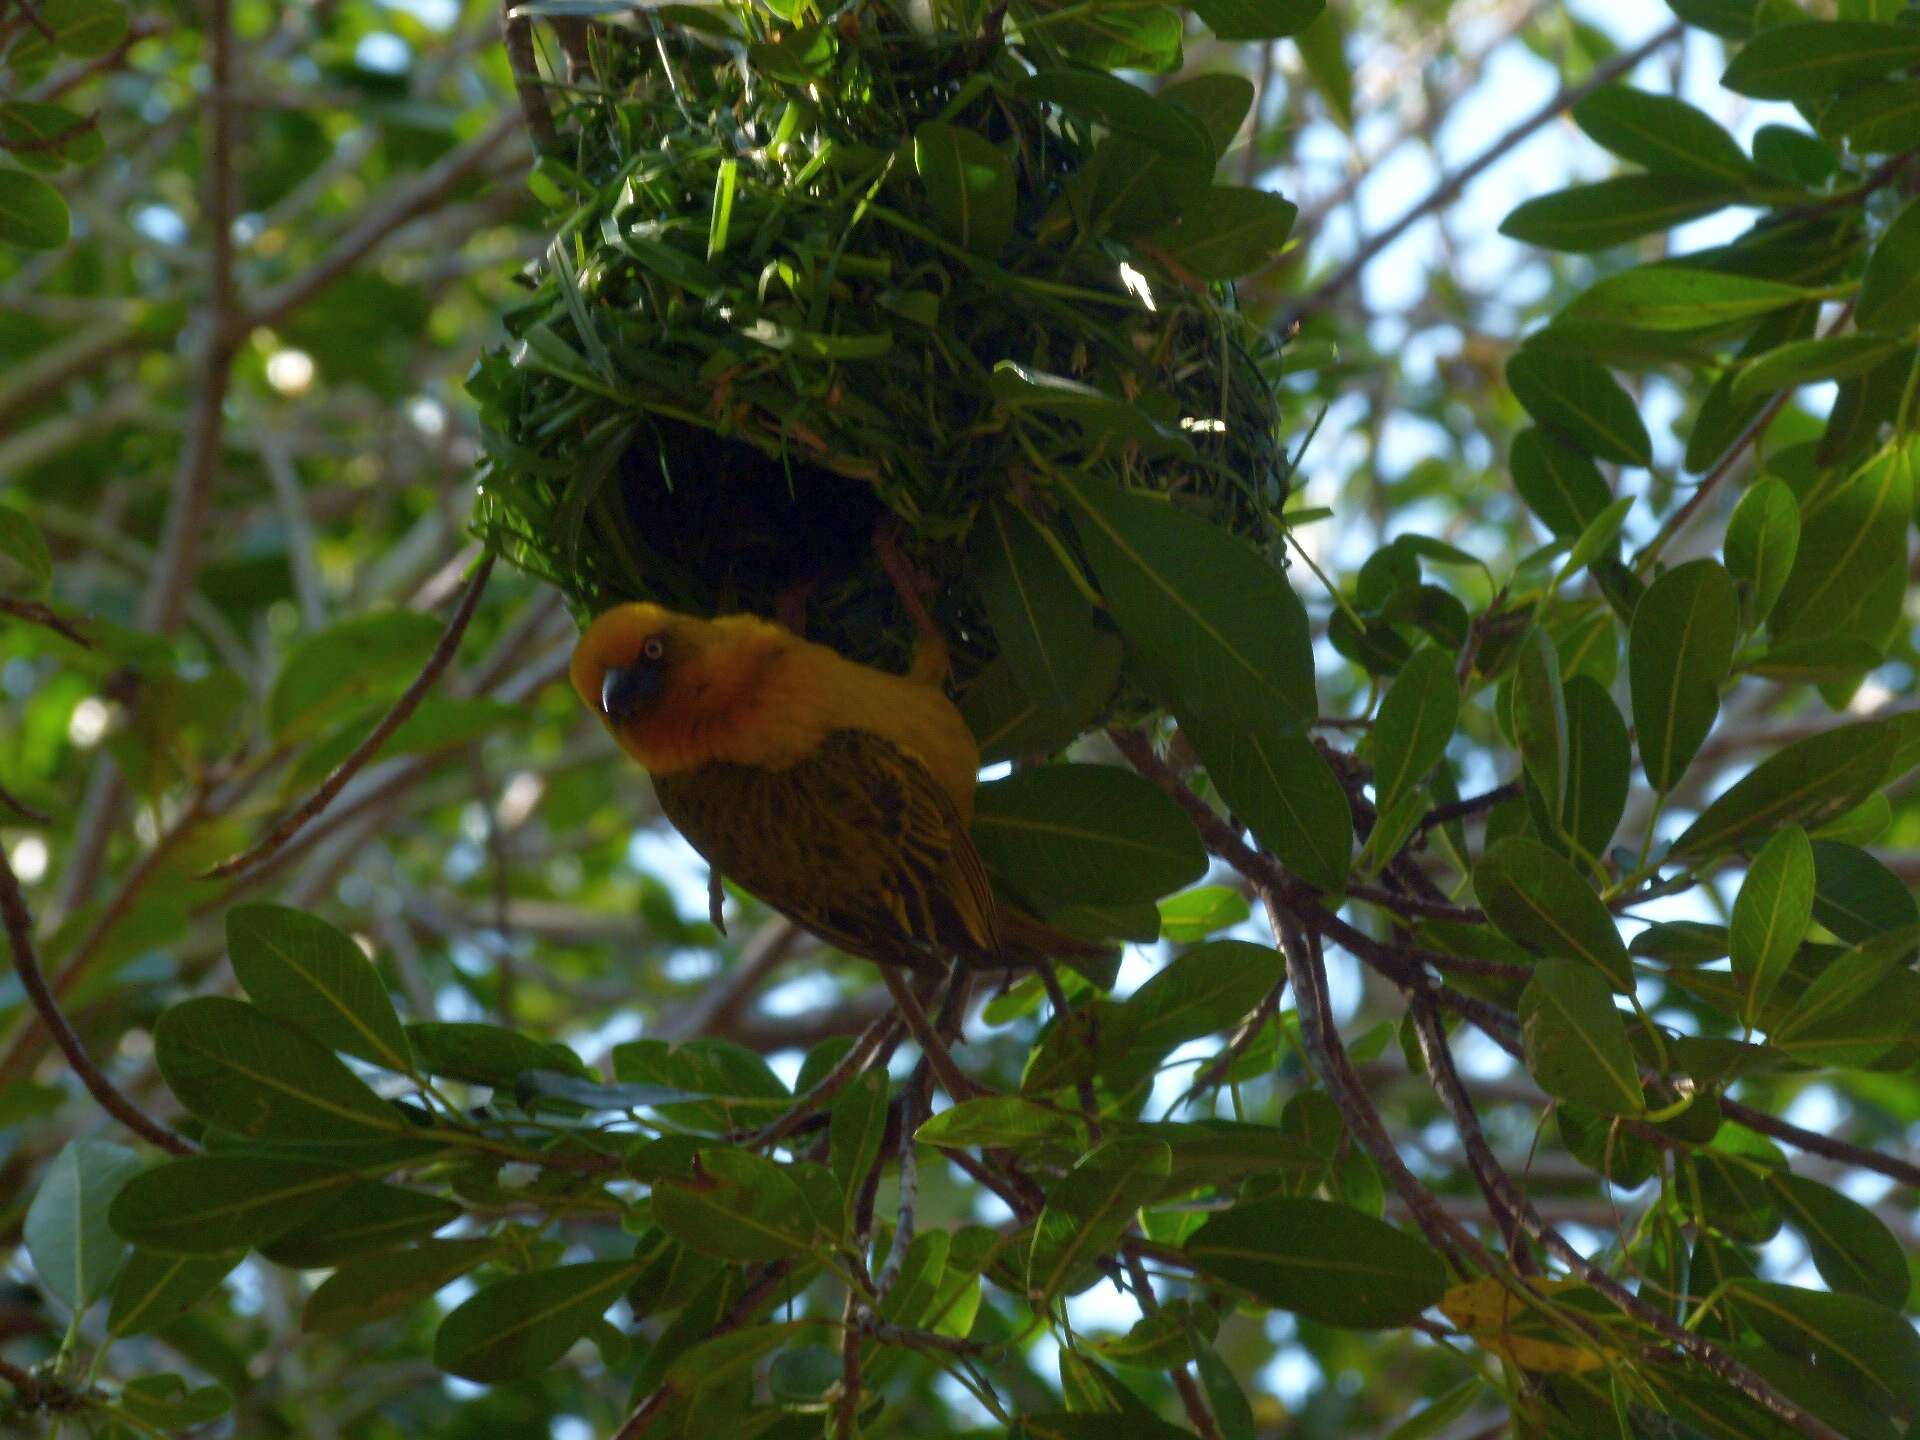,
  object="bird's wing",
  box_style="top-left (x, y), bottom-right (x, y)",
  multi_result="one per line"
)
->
top-left (653, 728), bottom-right (1000, 972)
